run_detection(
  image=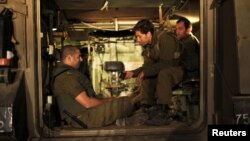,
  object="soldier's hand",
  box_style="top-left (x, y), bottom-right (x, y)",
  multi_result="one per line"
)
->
top-left (124, 71), bottom-right (133, 79)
